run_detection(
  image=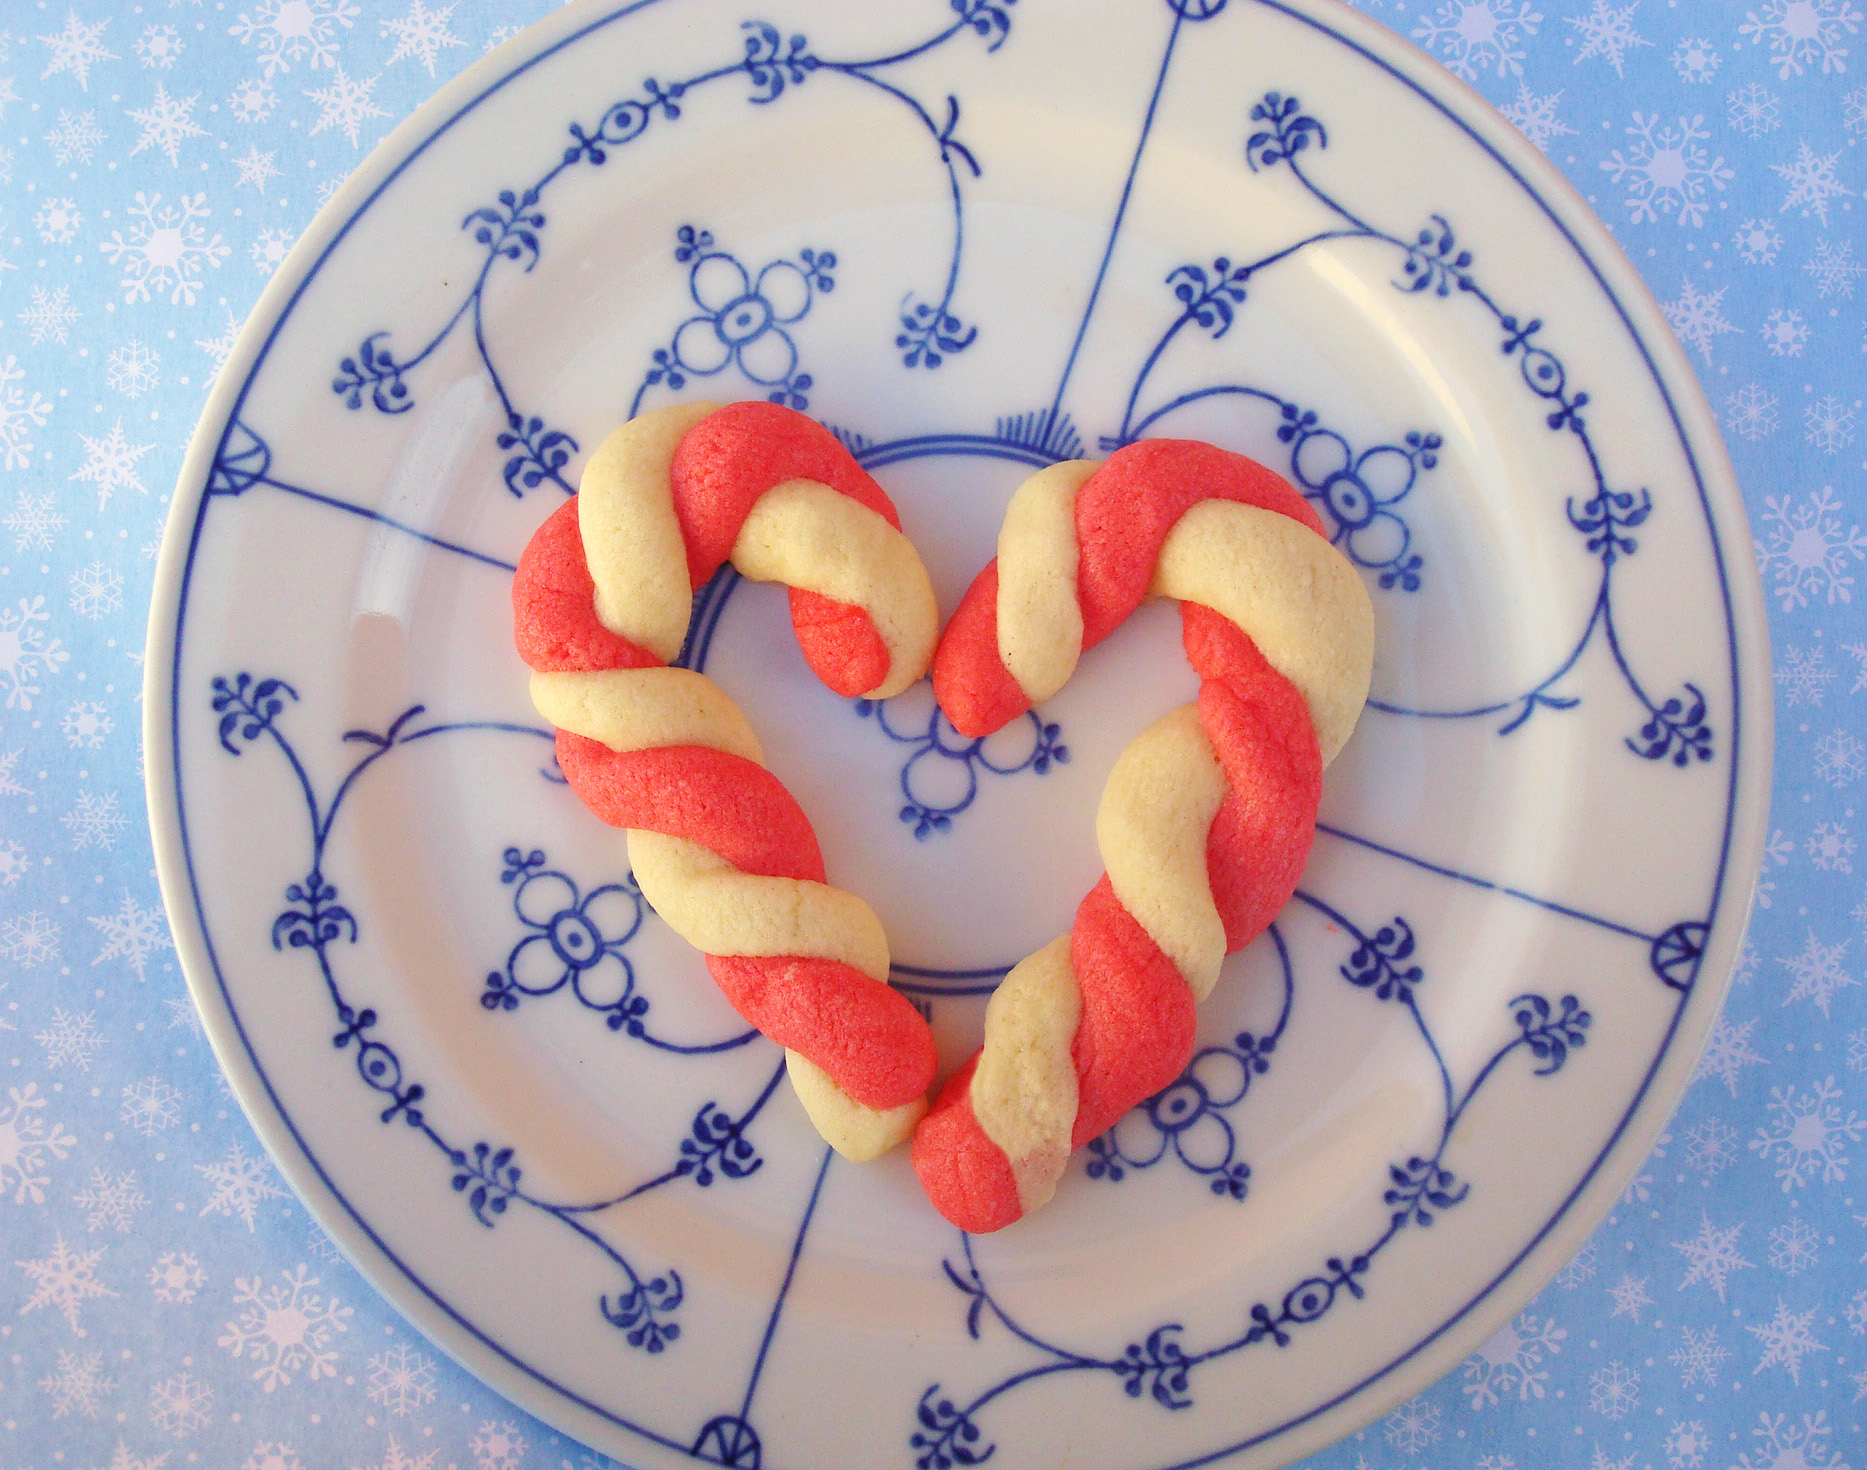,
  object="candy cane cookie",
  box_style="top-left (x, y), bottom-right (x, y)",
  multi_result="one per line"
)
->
top-left (512, 400), bottom-right (941, 1161)
top-left (913, 439), bottom-right (1375, 1230)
